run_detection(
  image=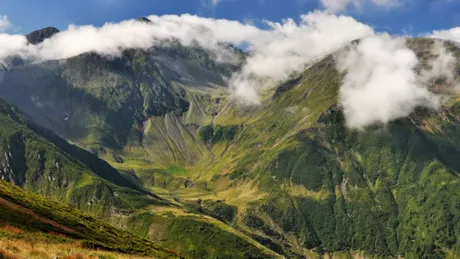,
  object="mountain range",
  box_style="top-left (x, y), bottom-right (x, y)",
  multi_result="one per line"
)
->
top-left (0, 21), bottom-right (460, 259)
